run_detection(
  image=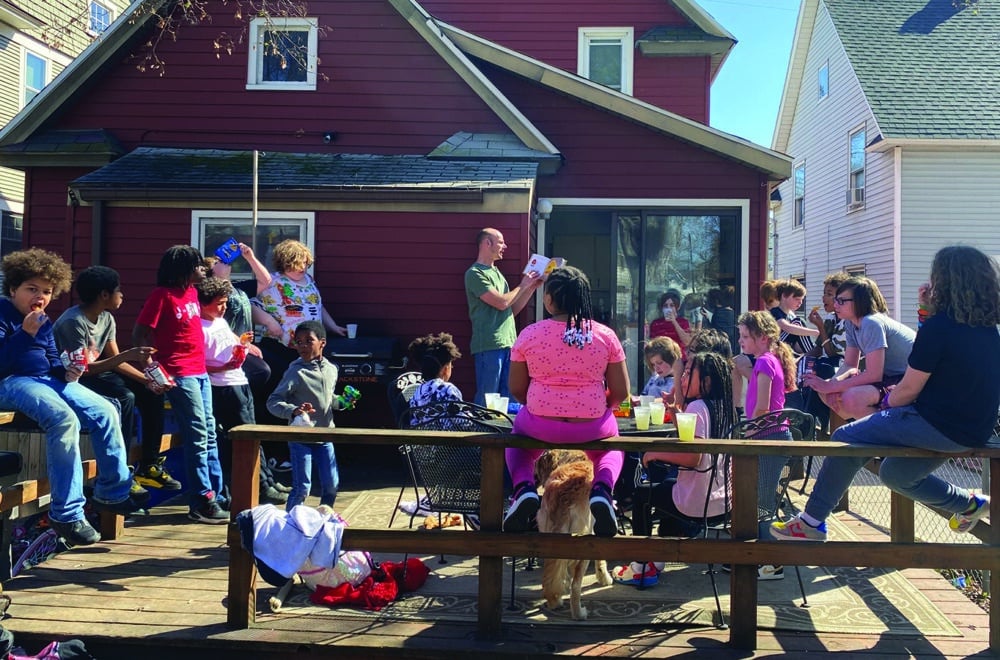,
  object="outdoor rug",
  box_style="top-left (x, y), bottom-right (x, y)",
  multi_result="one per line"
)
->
top-left (265, 487), bottom-right (960, 635)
